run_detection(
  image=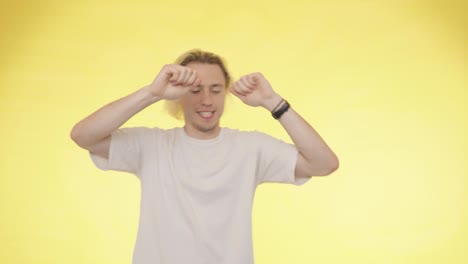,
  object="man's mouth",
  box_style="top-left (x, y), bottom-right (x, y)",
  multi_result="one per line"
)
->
top-left (198, 111), bottom-right (215, 119)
